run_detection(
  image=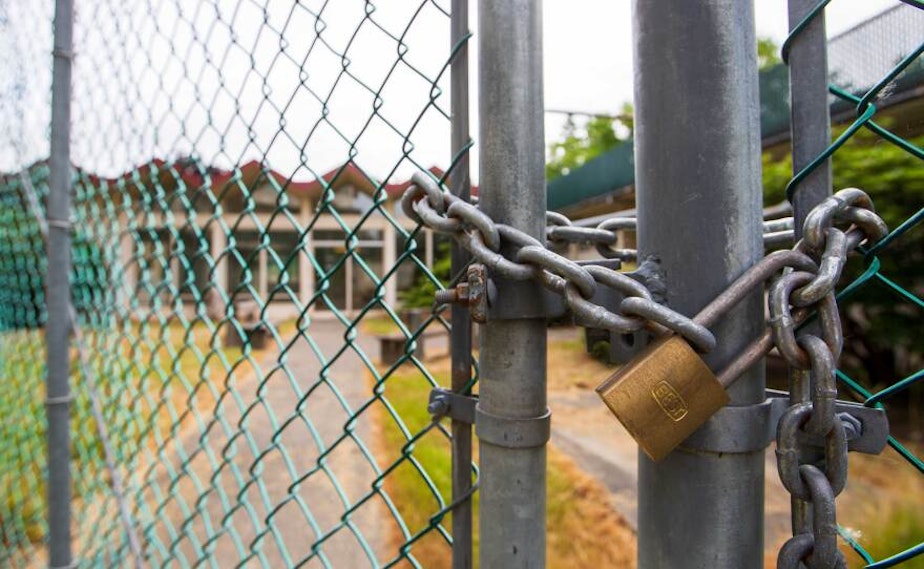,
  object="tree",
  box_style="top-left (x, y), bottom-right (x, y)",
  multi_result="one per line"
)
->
top-left (758, 37), bottom-right (782, 70)
top-left (545, 103), bottom-right (634, 180)
top-left (764, 128), bottom-right (924, 390)
top-left (399, 239), bottom-right (451, 310)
